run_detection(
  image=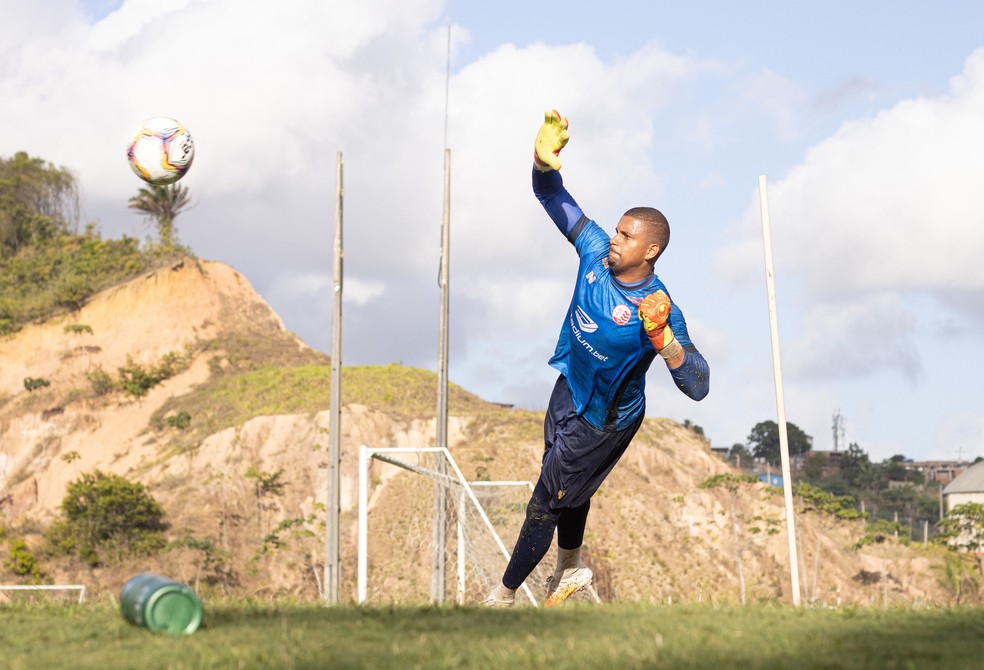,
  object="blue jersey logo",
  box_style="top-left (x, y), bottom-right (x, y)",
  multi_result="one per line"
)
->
top-left (574, 305), bottom-right (598, 333)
